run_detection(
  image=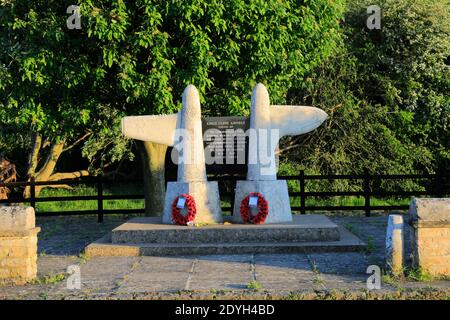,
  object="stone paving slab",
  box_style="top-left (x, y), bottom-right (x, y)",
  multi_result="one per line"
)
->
top-left (37, 255), bottom-right (80, 277)
top-left (0, 284), bottom-right (54, 300)
top-left (319, 274), bottom-right (368, 291)
top-left (116, 256), bottom-right (193, 293)
top-left (0, 215), bottom-right (448, 299)
top-left (255, 253), bottom-right (311, 268)
top-left (197, 254), bottom-right (253, 262)
top-left (187, 280), bottom-right (249, 291)
top-left (78, 257), bottom-right (139, 293)
top-left (192, 255), bottom-right (253, 281)
top-left (257, 280), bottom-right (317, 292)
top-left (256, 271), bottom-right (315, 282)
top-left (118, 280), bottom-right (187, 293)
top-left (255, 254), bottom-right (317, 292)
top-left (308, 252), bottom-right (368, 275)
top-left (136, 256), bottom-right (195, 273)
top-left (37, 215), bottom-right (129, 255)
top-left (255, 254), bottom-right (314, 281)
